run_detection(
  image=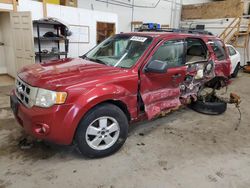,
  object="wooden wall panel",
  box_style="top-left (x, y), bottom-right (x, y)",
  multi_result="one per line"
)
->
top-left (181, 0), bottom-right (244, 20)
top-left (0, 0), bottom-right (13, 4)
